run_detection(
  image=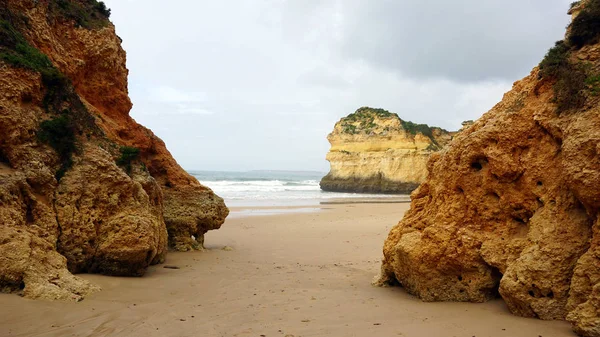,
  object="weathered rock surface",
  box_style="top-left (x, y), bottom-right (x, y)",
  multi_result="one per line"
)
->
top-left (377, 2), bottom-right (600, 336)
top-left (0, 0), bottom-right (228, 300)
top-left (320, 107), bottom-right (453, 194)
